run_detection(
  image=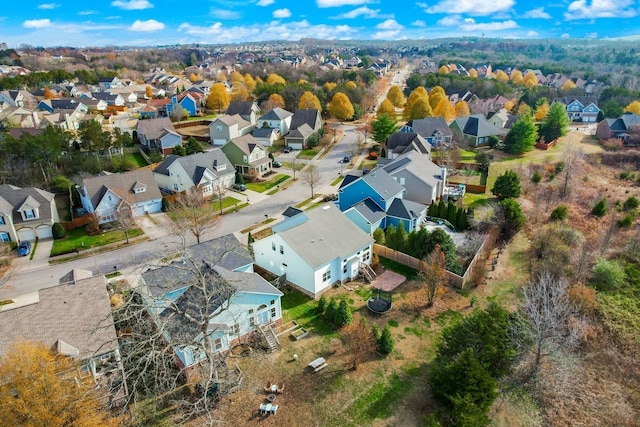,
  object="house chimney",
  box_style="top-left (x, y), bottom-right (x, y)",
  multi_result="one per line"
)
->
top-left (440, 165), bottom-right (447, 199)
